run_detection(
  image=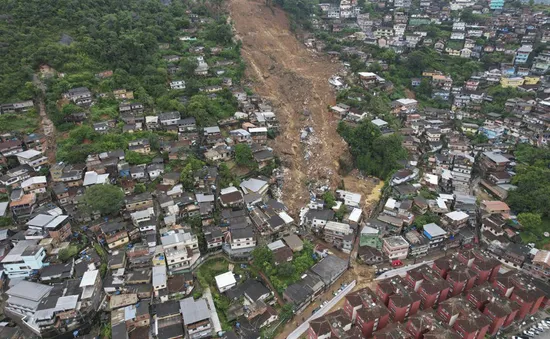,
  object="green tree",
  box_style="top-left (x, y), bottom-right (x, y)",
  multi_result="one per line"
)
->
top-left (280, 303), bottom-right (294, 320)
top-left (83, 184), bottom-right (125, 215)
top-left (180, 156), bottom-right (205, 190)
top-left (125, 151), bottom-right (154, 165)
top-left (278, 262), bottom-right (296, 277)
top-left (335, 203), bottom-right (347, 221)
top-left (518, 212), bottom-right (543, 230)
top-left (252, 245), bottom-right (274, 266)
top-left (323, 191), bottom-right (336, 209)
top-left (218, 163), bottom-right (237, 188)
top-left (234, 143), bottom-right (254, 168)
top-left (338, 121), bottom-right (407, 178)
top-left (134, 183), bottom-right (146, 194)
top-left (412, 213), bottom-right (440, 230)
